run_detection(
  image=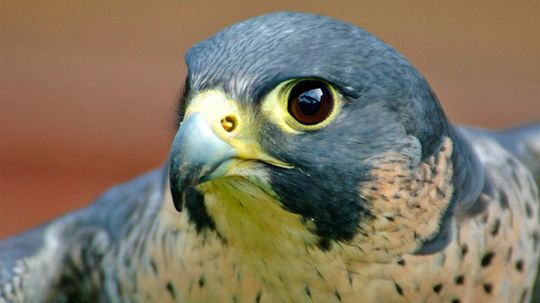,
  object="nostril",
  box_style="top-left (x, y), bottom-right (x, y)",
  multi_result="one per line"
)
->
top-left (220, 115), bottom-right (237, 132)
